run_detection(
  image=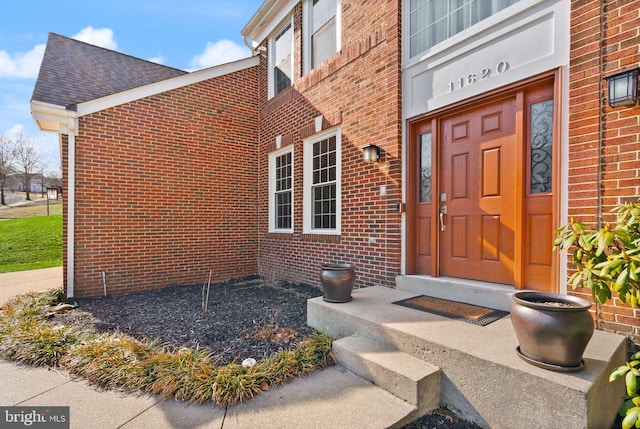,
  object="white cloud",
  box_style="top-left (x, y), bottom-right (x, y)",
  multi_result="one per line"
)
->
top-left (3, 124), bottom-right (60, 171)
top-left (0, 44), bottom-right (46, 79)
top-left (147, 55), bottom-right (166, 65)
top-left (188, 39), bottom-right (250, 70)
top-left (6, 124), bottom-right (24, 138)
top-left (72, 27), bottom-right (117, 50)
